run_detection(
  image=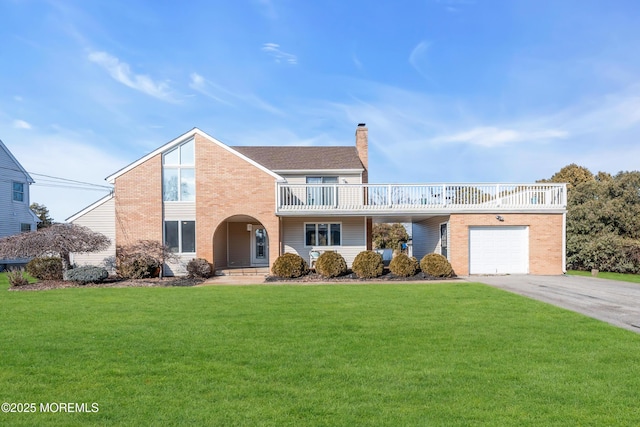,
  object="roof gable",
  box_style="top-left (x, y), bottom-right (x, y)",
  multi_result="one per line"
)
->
top-left (106, 128), bottom-right (284, 183)
top-left (0, 139), bottom-right (34, 183)
top-left (231, 146), bottom-right (364, 172)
